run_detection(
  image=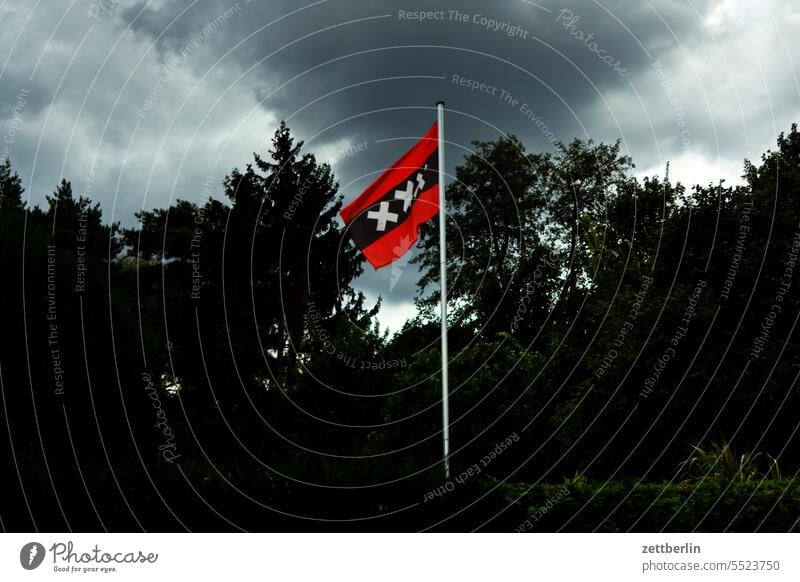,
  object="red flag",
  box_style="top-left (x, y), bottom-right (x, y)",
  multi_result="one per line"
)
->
top-left (340, 122), bottom-right (439, 269)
